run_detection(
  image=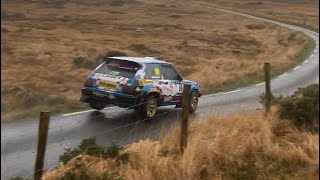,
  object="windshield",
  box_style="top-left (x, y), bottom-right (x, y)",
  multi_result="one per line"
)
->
top-left (95, 59), bottom-right (141, 78)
